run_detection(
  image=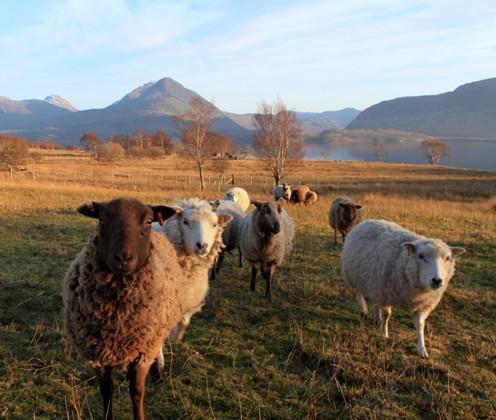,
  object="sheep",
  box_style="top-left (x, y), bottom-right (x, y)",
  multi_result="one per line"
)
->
top-left (304, 190), bottom-right (318, 206)
top-left (290, 185), bottom-right (310, 204)
top-left (239, 200), bottom-right (295, 301)
top-left (63, 198), bottom-right (183, 420)
top-left (329, 196), bottom-right (362, 244)
top-left (274, 183), bottom-right (292, 202)
top-left (224, 187), bottom-right (250, 212)
top-left (155, 198), bottom-right (232, 341)
top-left (208, 199), bottom-right (245, 280)
top-left (341, 219), bottom-right (466, 358)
